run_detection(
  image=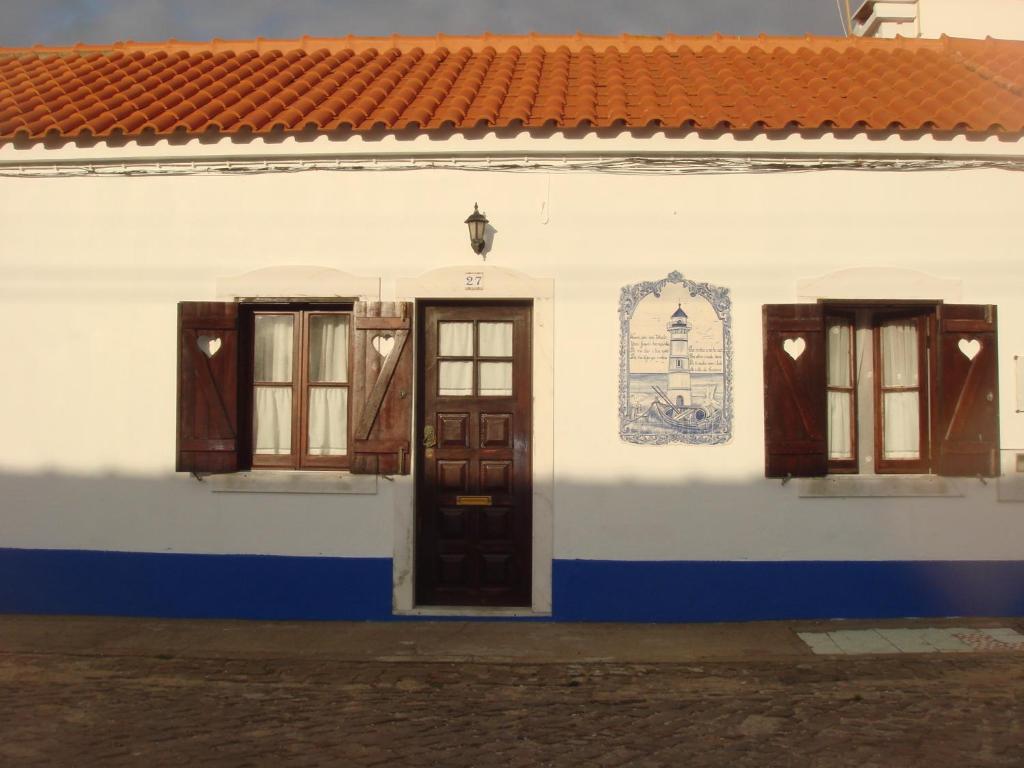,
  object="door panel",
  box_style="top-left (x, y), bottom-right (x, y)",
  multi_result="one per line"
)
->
top-left (416, 303), bottom-right (532, 607)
